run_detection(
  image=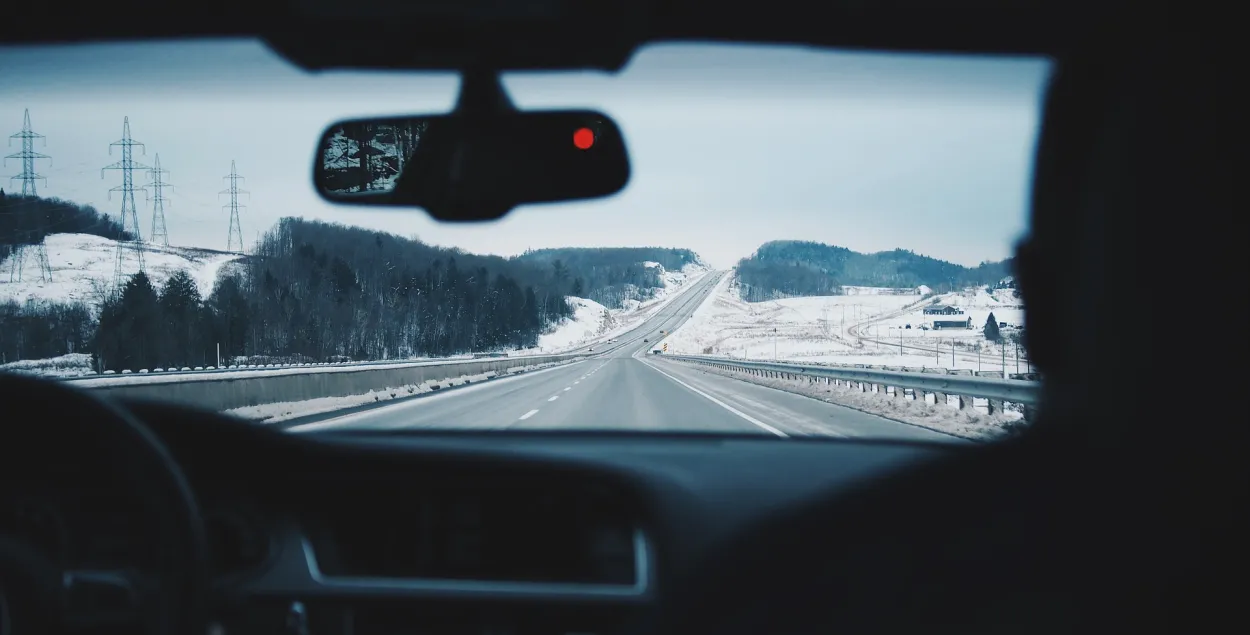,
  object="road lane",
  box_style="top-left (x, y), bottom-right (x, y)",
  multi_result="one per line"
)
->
top-left (641, 355), bottom-right (963, 441)
top-left (508, 352), bottom-right (782, 436)
top-left (288, 269), bottom-right (961, 441)
top-left (287, 359), bottom-right (597, 431)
